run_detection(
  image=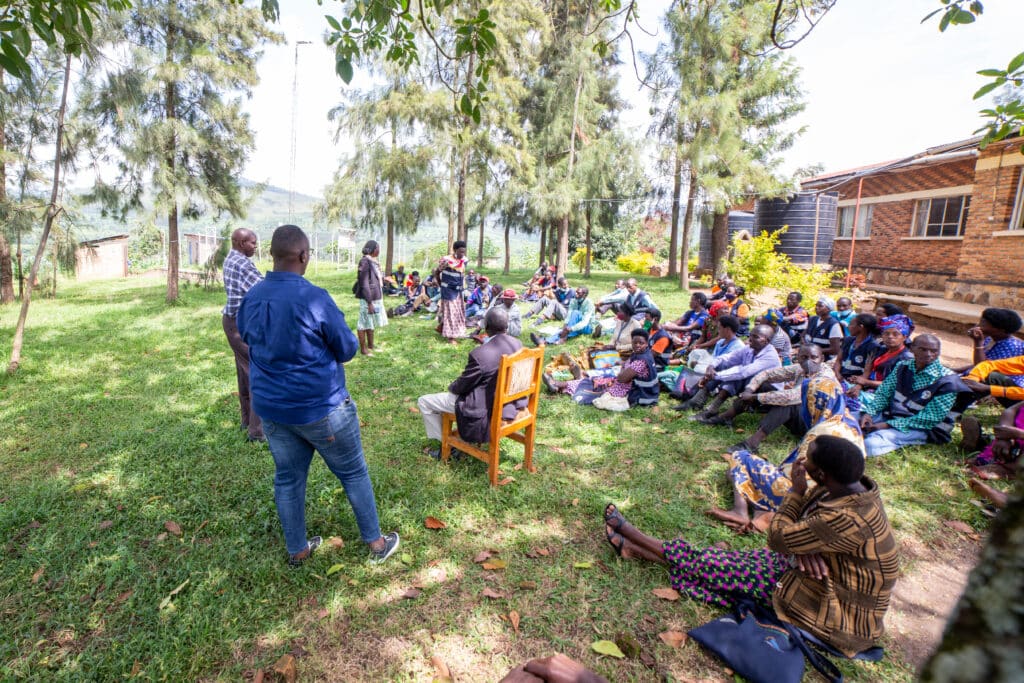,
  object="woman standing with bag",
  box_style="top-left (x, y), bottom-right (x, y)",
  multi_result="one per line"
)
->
top-left (355, 240), bottom-right (387, 356)
top-left (433, 240), bottom-right (468, 345)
